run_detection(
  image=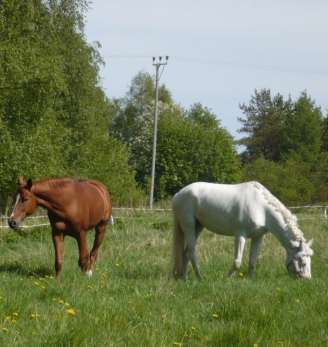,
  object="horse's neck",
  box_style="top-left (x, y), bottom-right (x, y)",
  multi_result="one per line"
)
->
top-left (268, 213), bottom-right (301, 256)
top-left (270, 226), bottom-right (290, 247)
top-left (31, 181), bottom-right (61, 212)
